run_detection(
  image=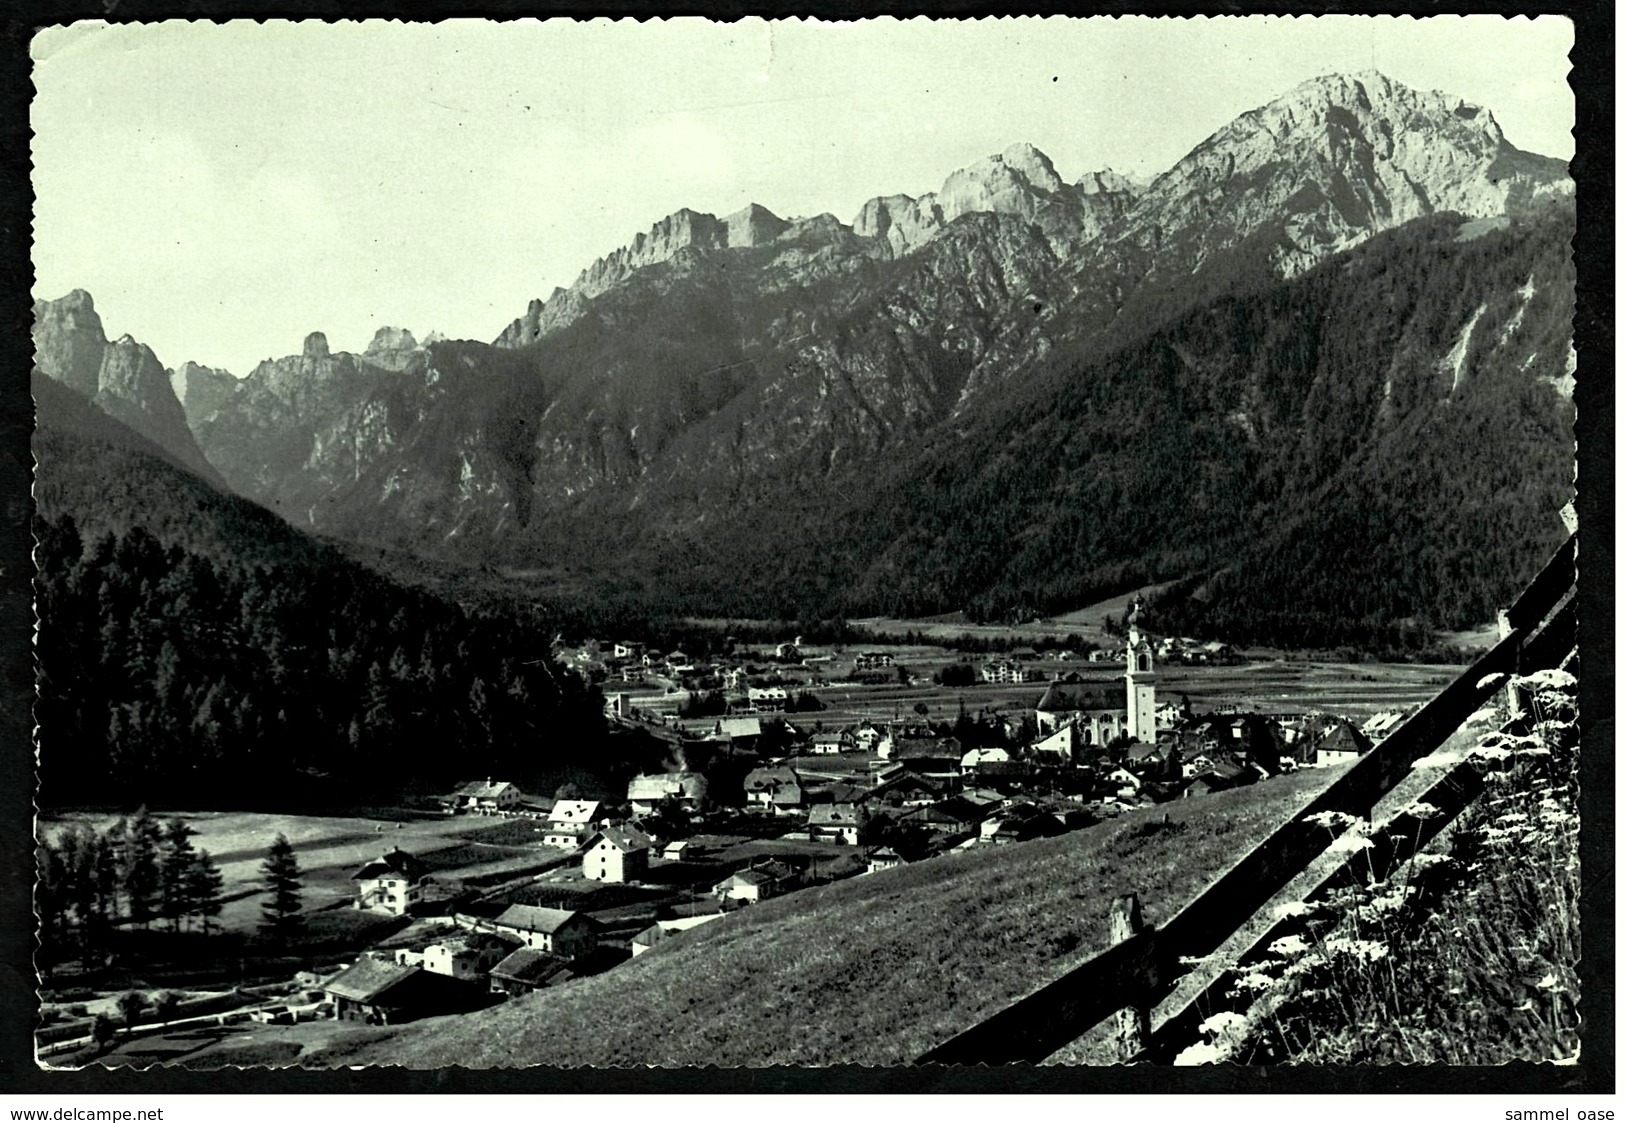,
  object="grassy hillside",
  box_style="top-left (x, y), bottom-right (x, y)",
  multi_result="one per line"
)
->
top-left (307, 765), bottom-right (1348, 1068)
